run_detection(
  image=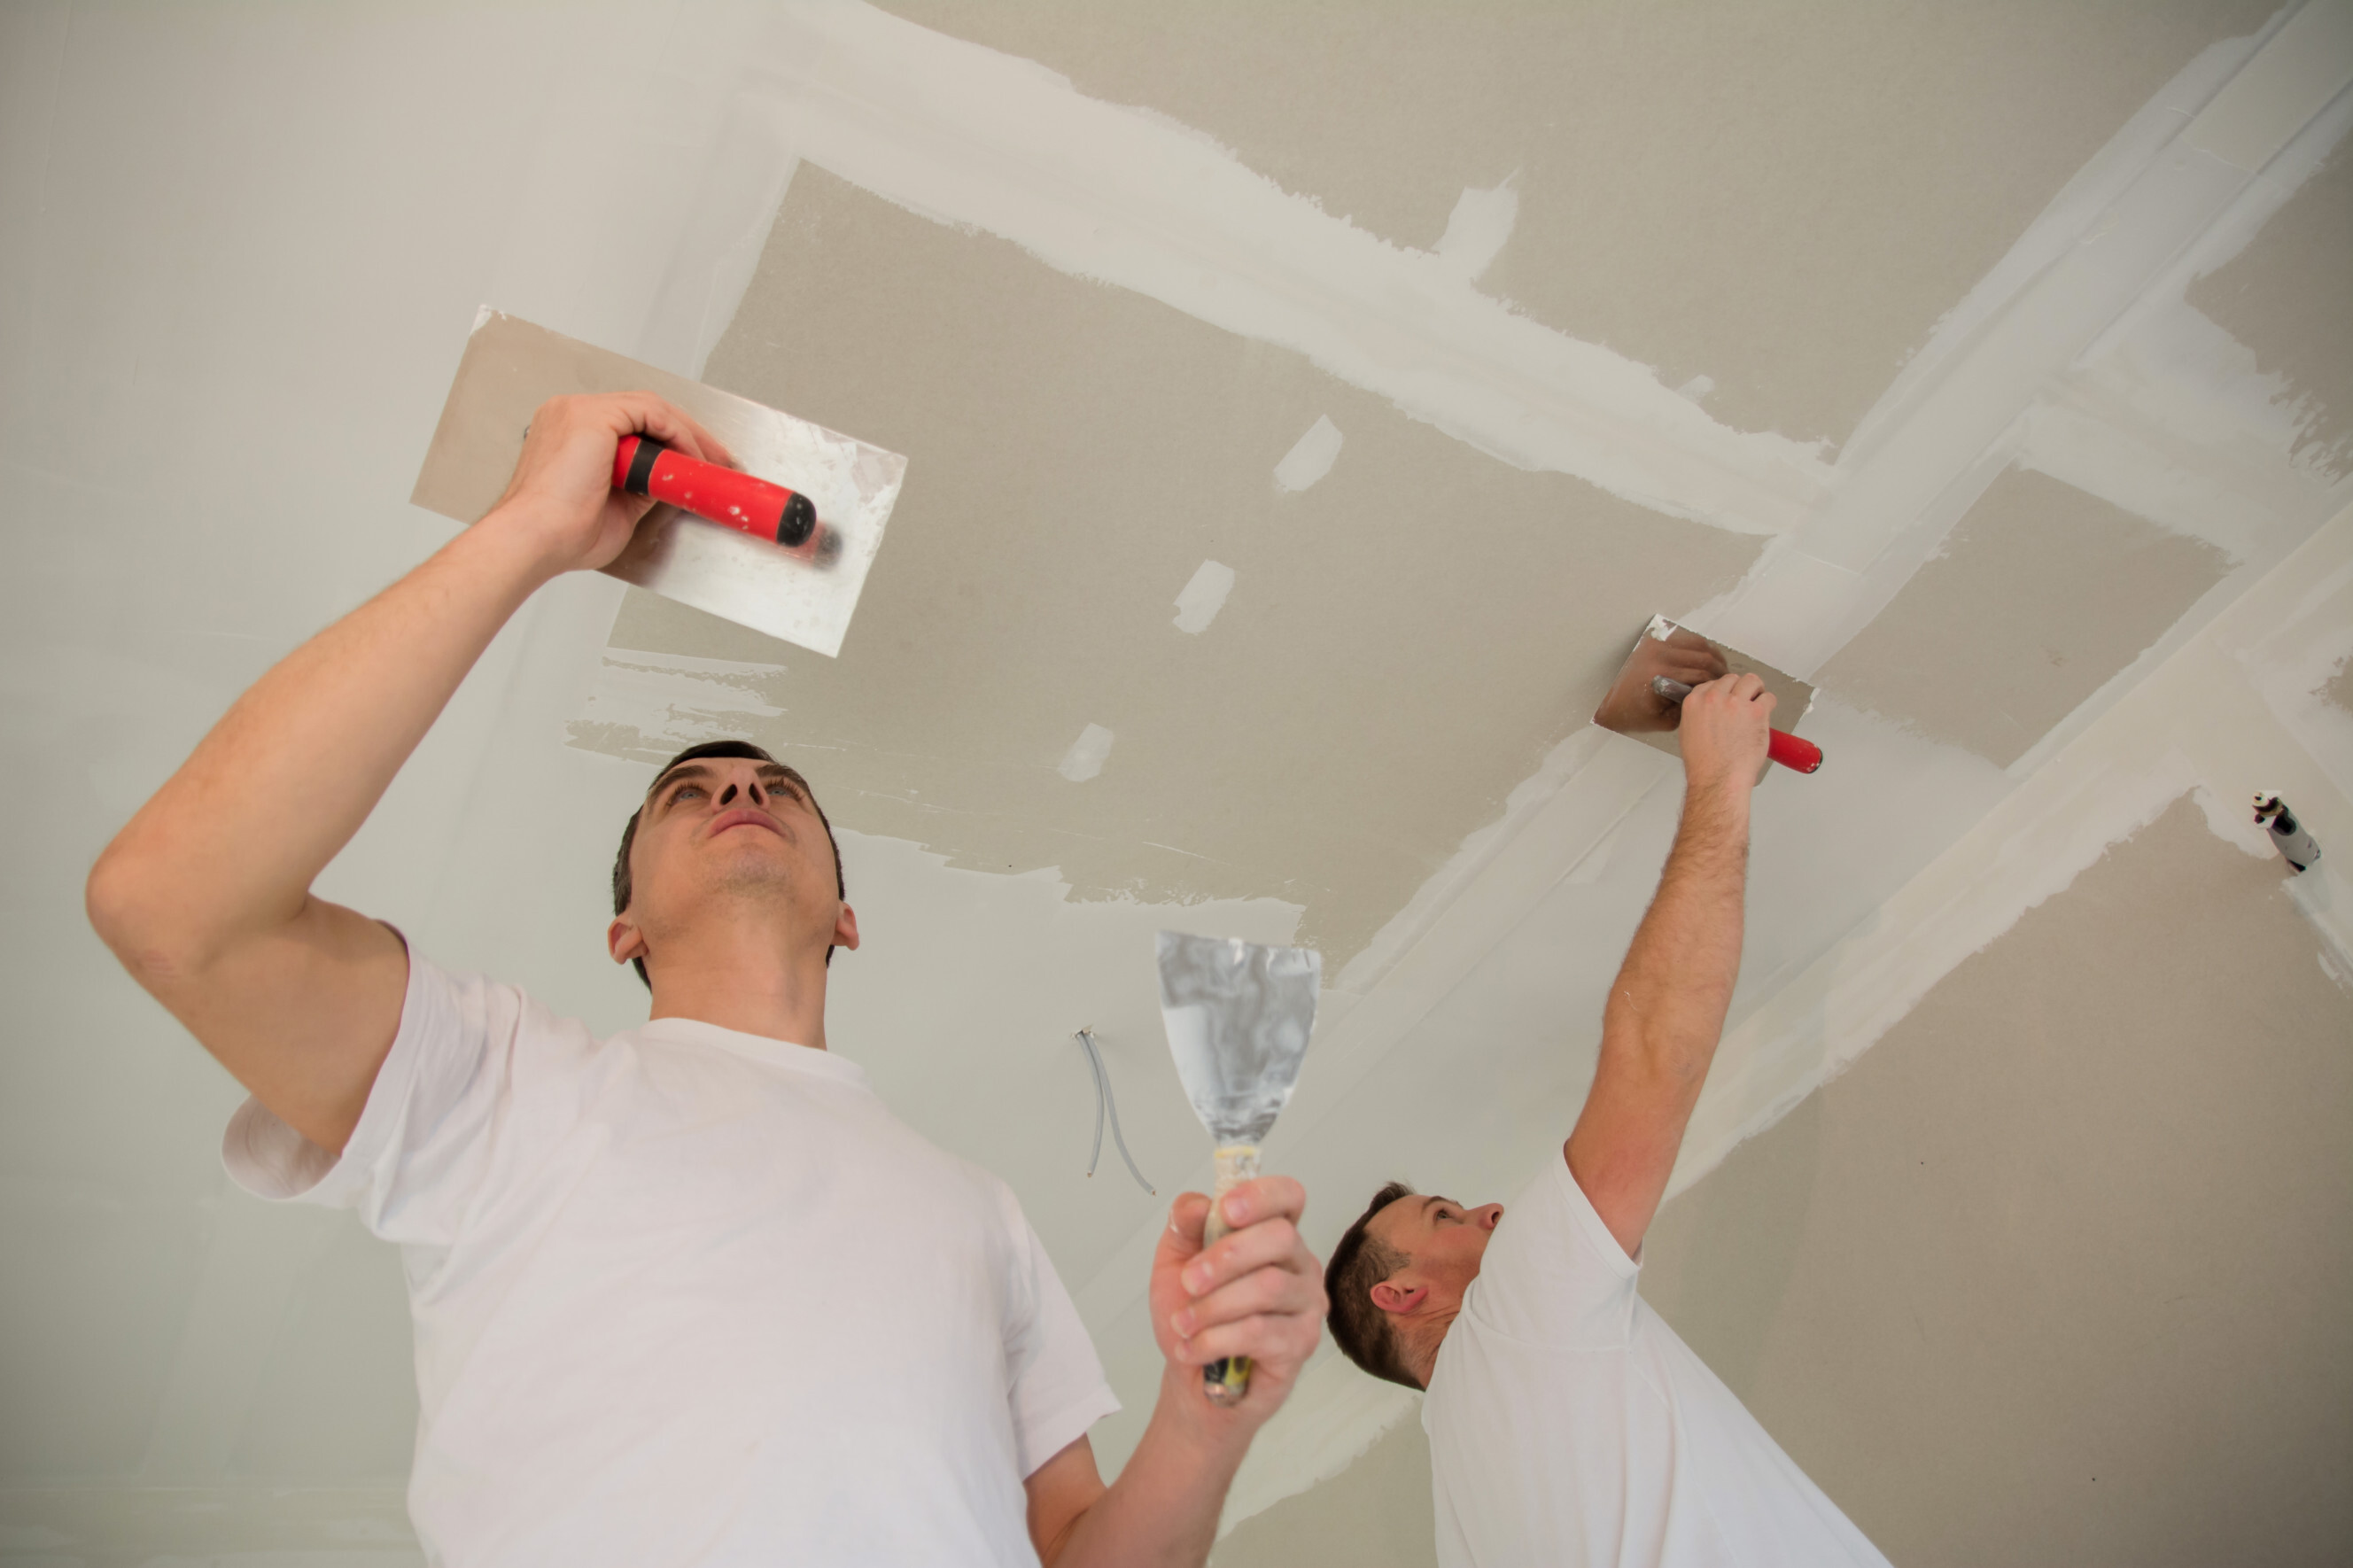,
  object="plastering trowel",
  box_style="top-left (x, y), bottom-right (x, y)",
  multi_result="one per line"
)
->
top-left (1595, 615), bottom-right (1824, 775)
top-left (1157, 930), bottom-right (1321, 1407)
top-left (411, 309), bottom-right (906, 658)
